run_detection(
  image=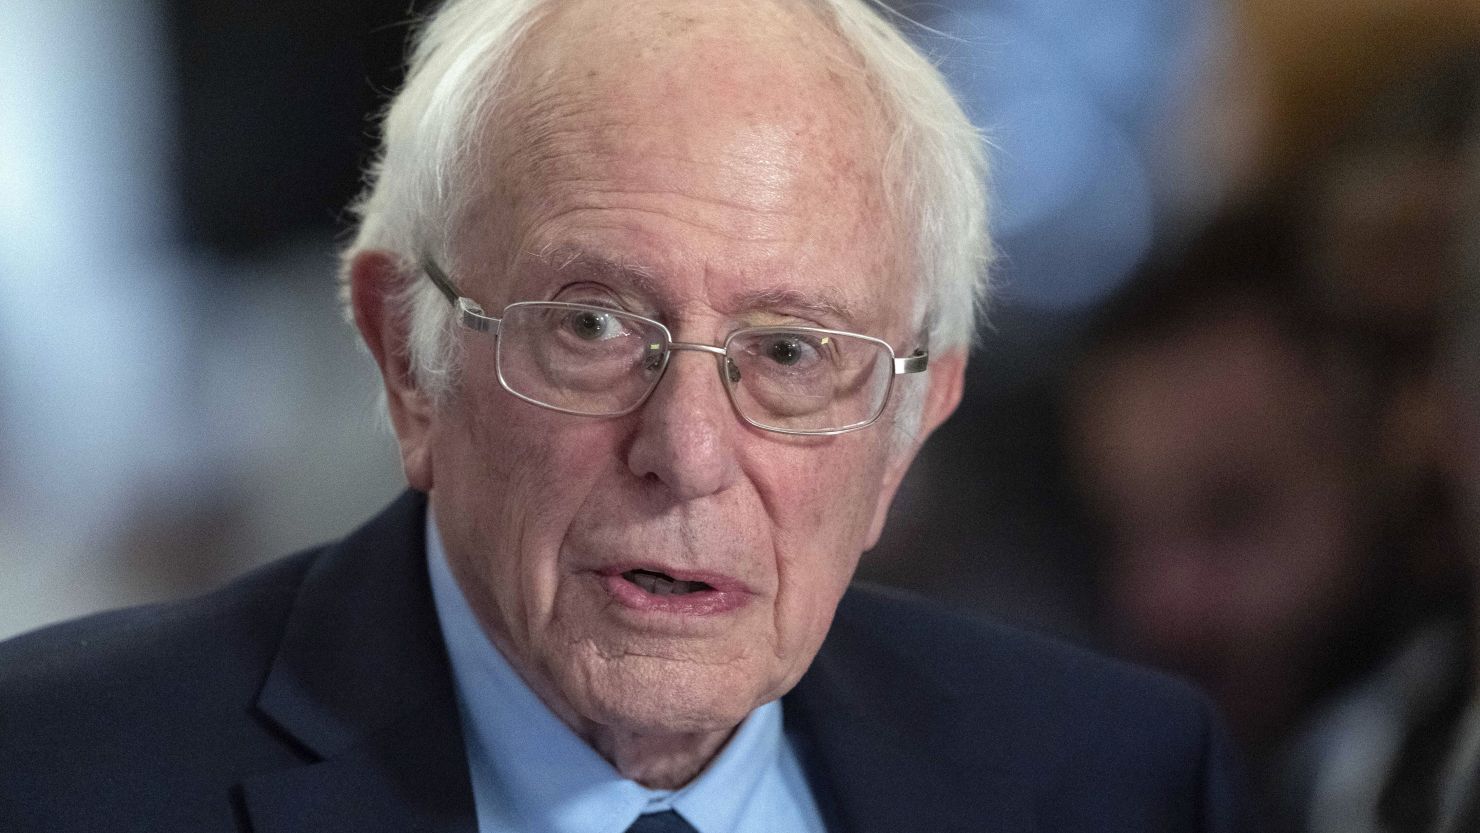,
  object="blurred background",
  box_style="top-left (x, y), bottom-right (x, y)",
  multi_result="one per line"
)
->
top-left (2, 1), bottom-right (1478, 830)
